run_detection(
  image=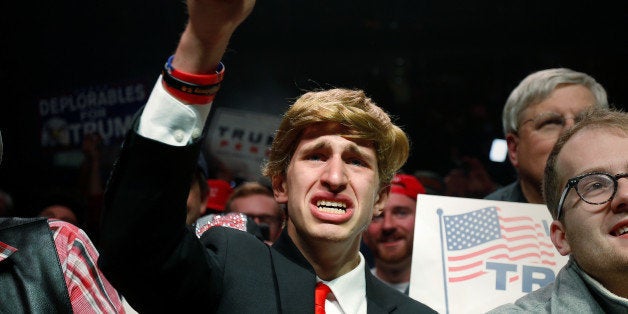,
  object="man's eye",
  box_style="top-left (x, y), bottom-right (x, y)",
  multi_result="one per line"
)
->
top-left (537, 117), bottom-right (565, 128)
top-left (347, 158), bottom-right (366, 167)
top-left (581, 180), bottom-right (610, 193)
top-left (307, 154), bottom-right (323, 161)
top-left (393, 209), bottom-right (410, 218)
